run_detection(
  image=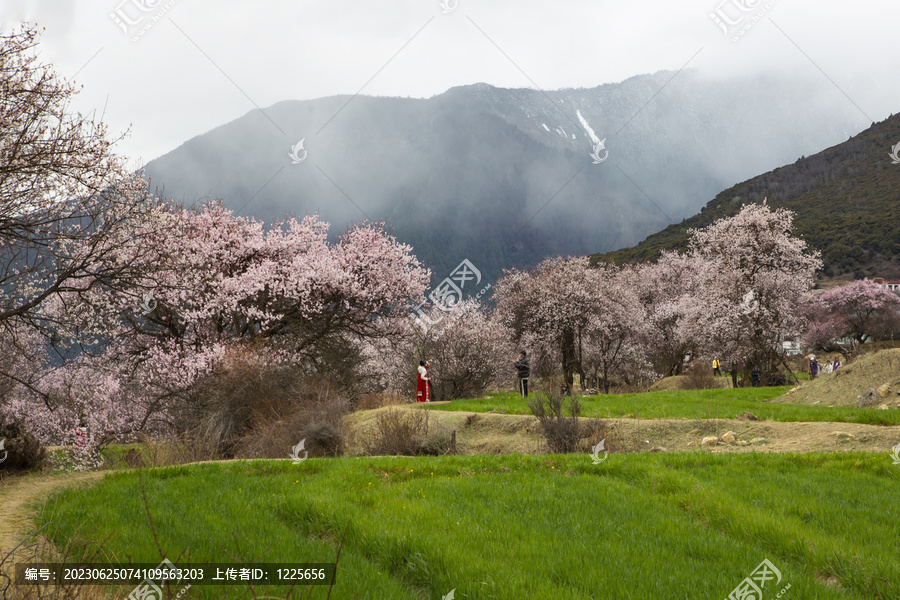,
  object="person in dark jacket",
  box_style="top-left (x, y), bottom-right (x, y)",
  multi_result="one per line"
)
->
top-left (751, 365), bottom-right (761, 387)
top-left (514, 351), bottom-right (530, 397)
